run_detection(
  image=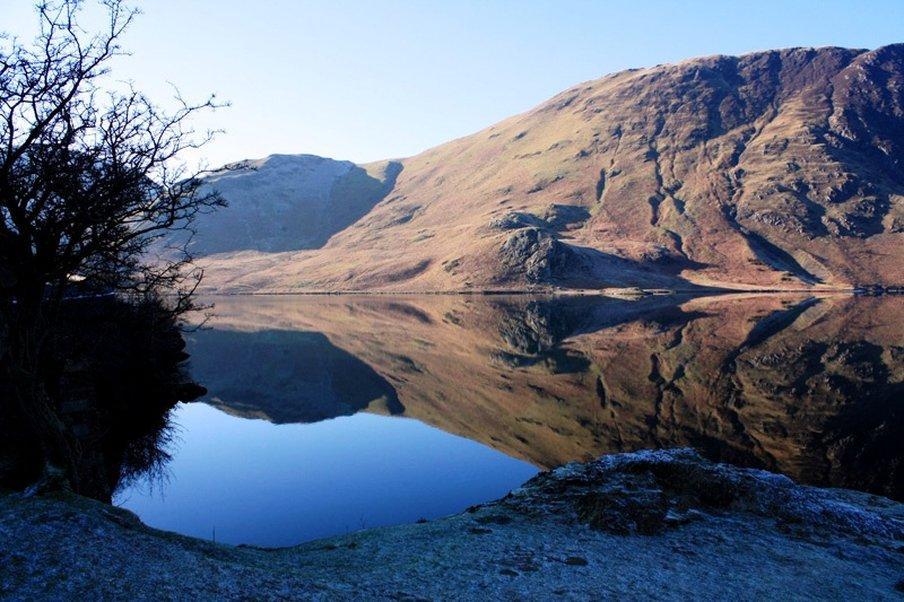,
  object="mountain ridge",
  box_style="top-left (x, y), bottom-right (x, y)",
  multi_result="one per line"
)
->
top-left (196, 44), bottom-right (904, 292)
top-left (176, 154), bottom-right (402, 257)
